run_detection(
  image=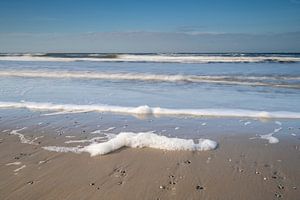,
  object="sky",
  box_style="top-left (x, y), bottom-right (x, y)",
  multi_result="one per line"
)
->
top-left (0, 0), bottom-right (300, 53)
